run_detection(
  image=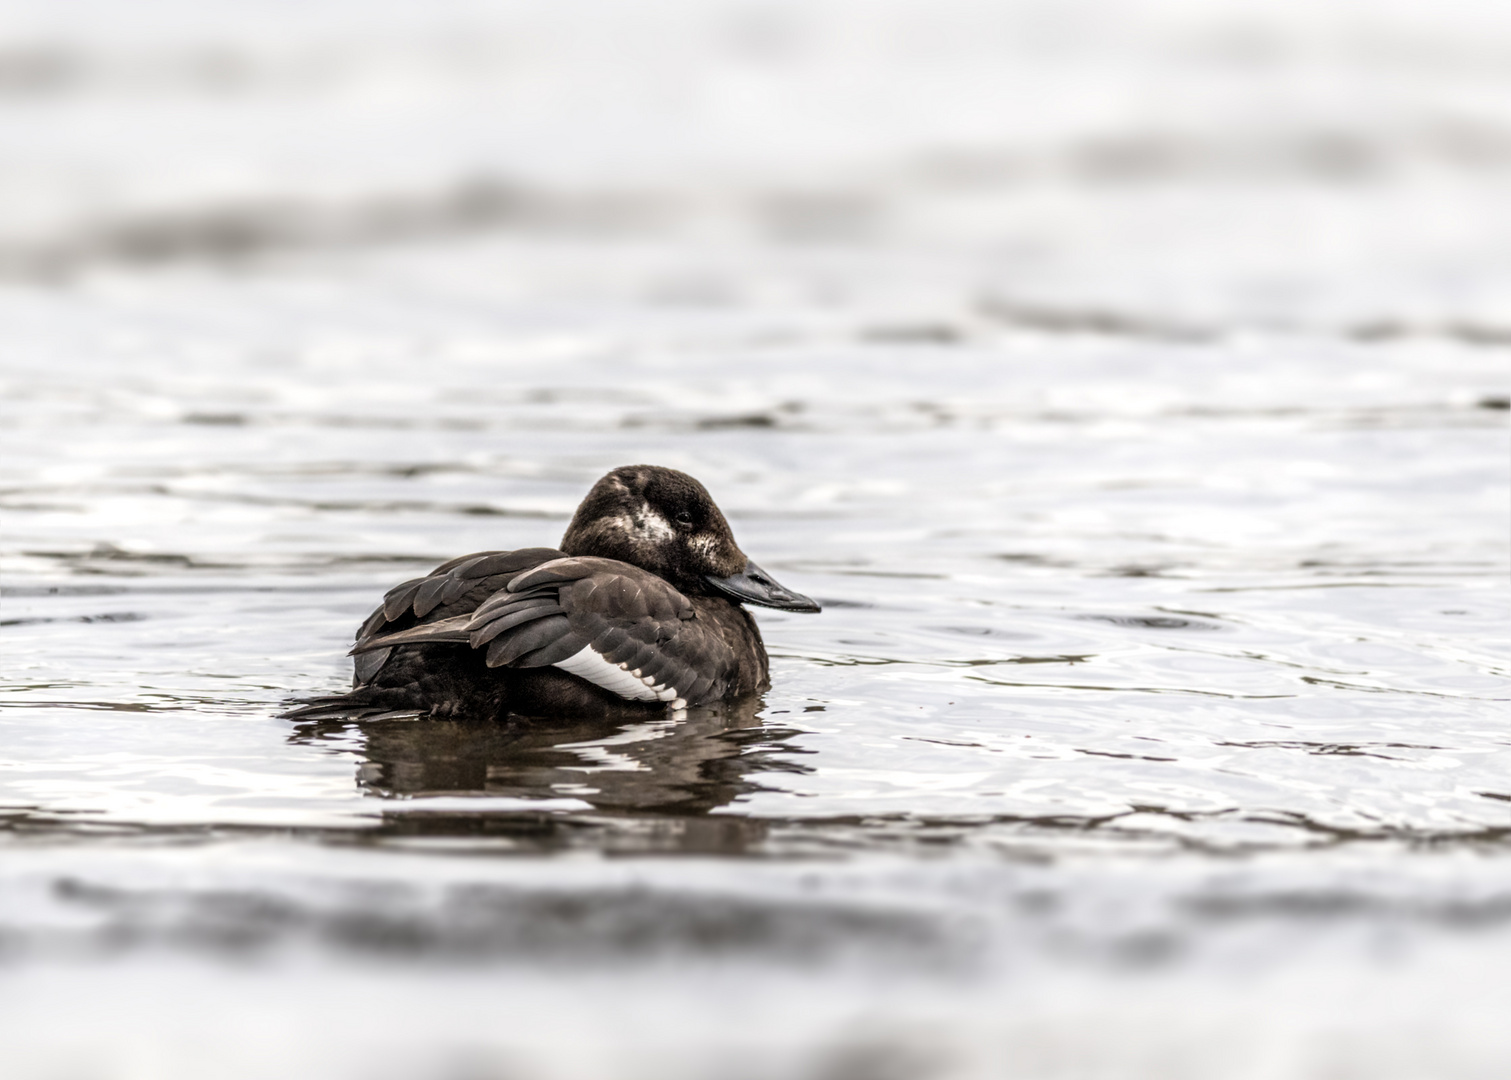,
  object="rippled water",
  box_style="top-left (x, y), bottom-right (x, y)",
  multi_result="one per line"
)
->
top-left (3, 2), bottom-right (1511, 1077)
